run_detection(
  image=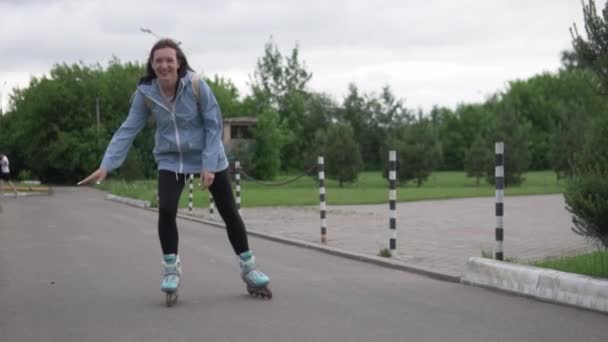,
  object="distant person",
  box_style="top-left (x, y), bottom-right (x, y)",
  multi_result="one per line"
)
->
top-left (78, 38), bottom-right (271, 305)
top-left (0, 153), bottom-right (18, 197)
